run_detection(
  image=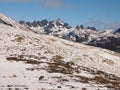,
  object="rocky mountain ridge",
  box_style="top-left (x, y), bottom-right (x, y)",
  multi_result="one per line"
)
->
top-left (0, 13), bottom-right (120, 53)
top-left (19, 18), bottom-right (120, 53)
